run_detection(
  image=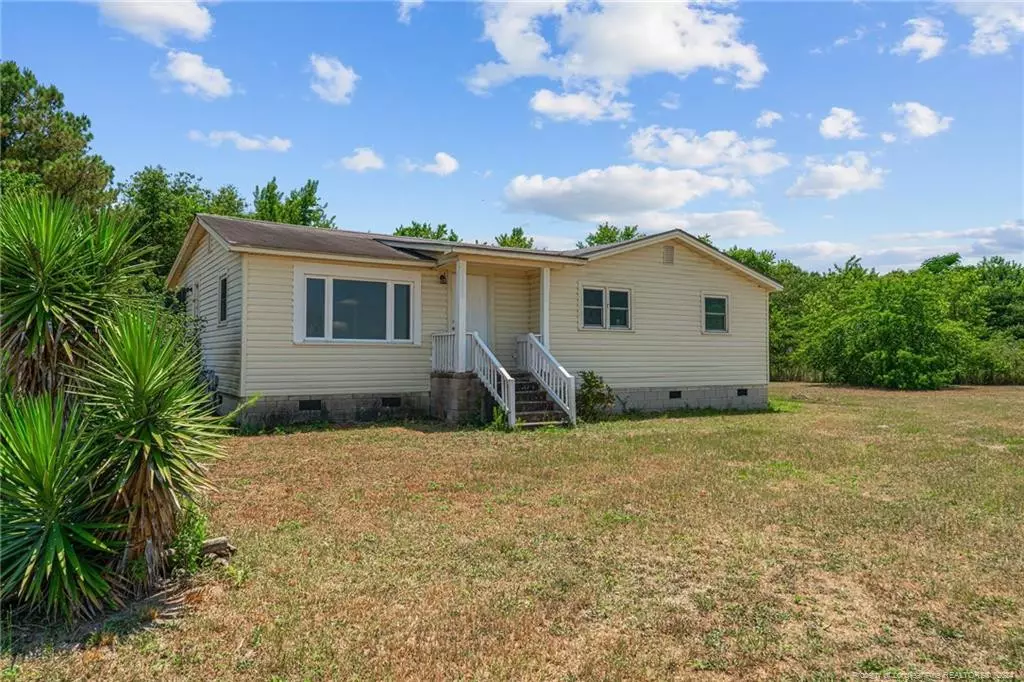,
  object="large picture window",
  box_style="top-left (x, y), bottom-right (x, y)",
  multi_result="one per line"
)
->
top-left (301, 272), bottom-right (416, 343)
top-left (581, 286), bottom-right (631, 330)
